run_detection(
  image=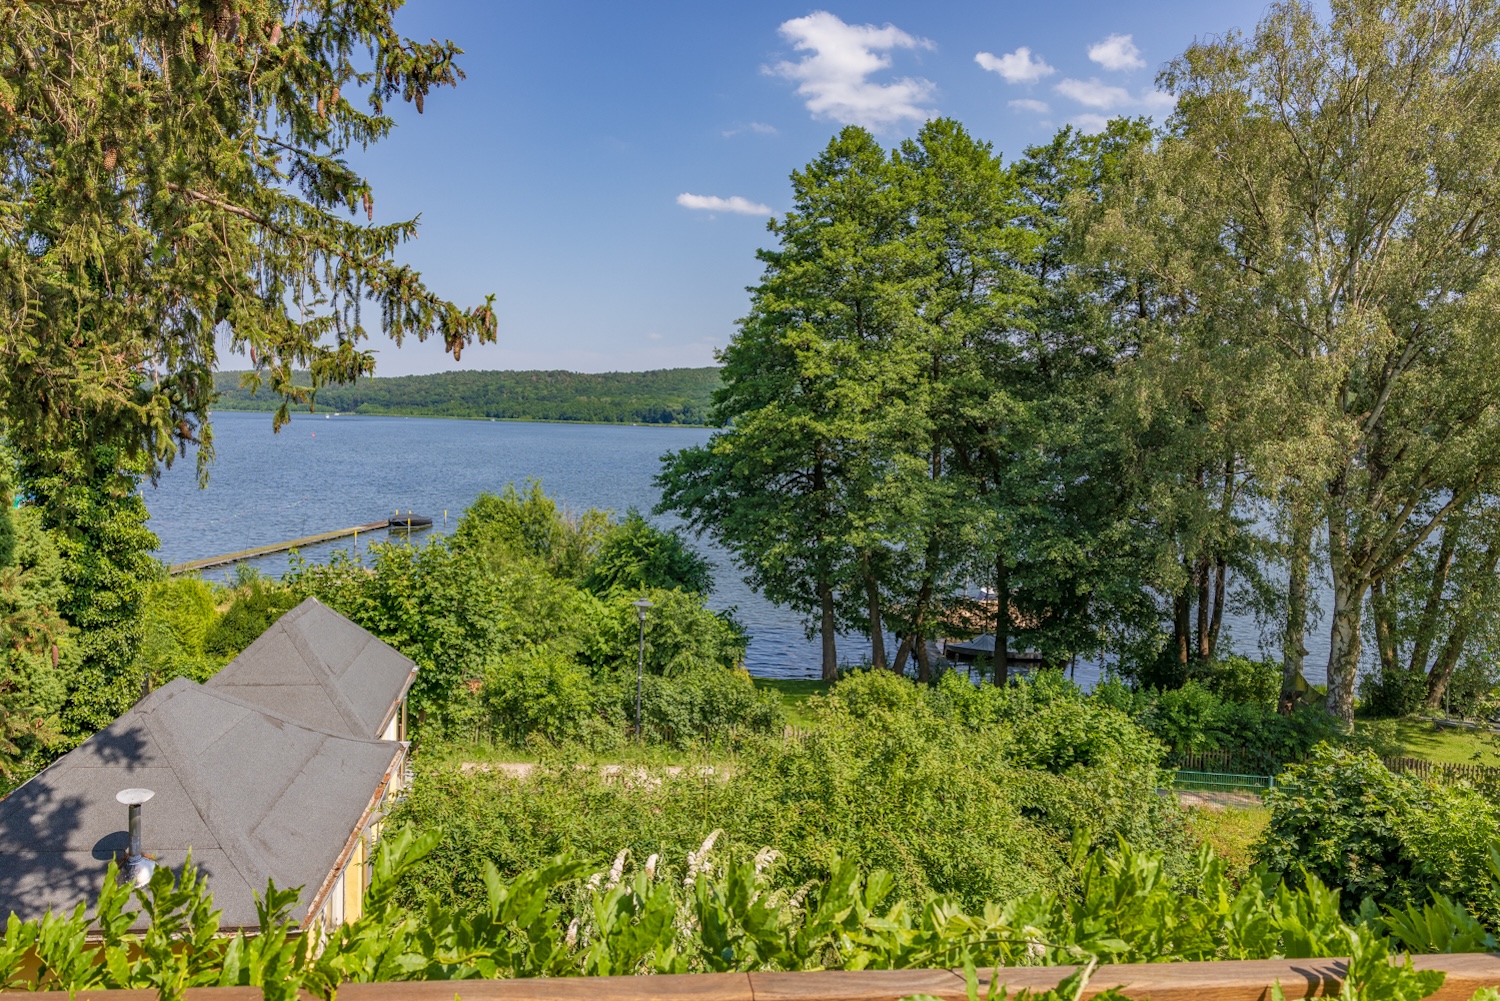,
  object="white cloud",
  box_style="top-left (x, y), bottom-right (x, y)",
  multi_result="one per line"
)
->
top-left (768, 11), bottom-right (936, 128)
top-left (648, 332), bottom-right (664, 340)
top-left (1009, 98), bottom-right (1051, 114)
top-left (974, 47), bottom-right (1055, 84)
top-left (1055, 77), bottom-right (1132, 109)
top-left (1070, 113), bottom-right (1112, 133)
top-left (1088, 33), bottom-right (1145, 71)
top-left (722, 121), bottom-right (778, 137)
top-left (676, 193), bottom-right (773, 215)
top-left (1052, 76), bottom-right (1177, 123)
